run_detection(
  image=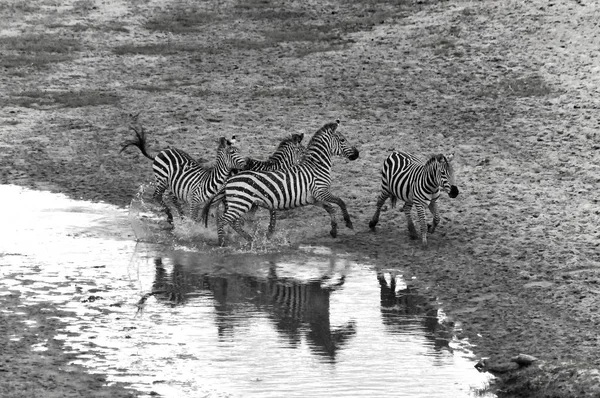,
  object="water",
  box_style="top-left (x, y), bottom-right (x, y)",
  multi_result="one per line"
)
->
top-left (0, 185), bottom-right (494, 397)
